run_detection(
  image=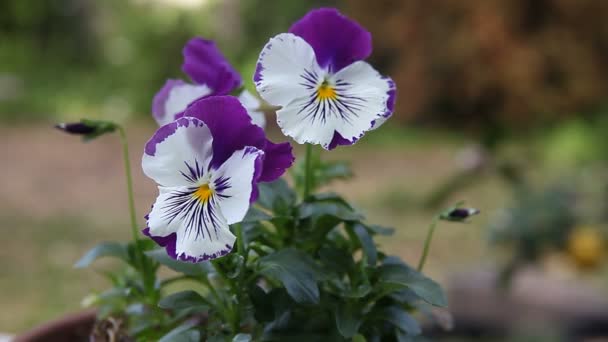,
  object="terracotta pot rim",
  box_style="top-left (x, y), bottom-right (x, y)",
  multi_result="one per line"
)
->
top-left (14, 309), bottom-right (96, 342)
